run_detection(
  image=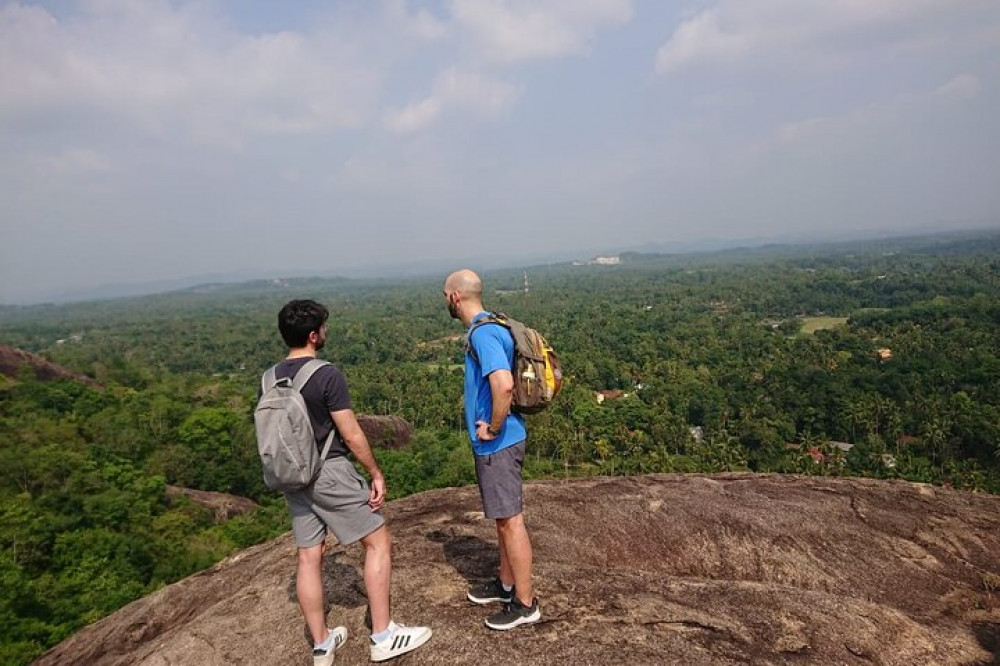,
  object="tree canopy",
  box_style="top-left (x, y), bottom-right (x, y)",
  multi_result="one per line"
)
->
top-left (2, 231), bottom-right (999, 663)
